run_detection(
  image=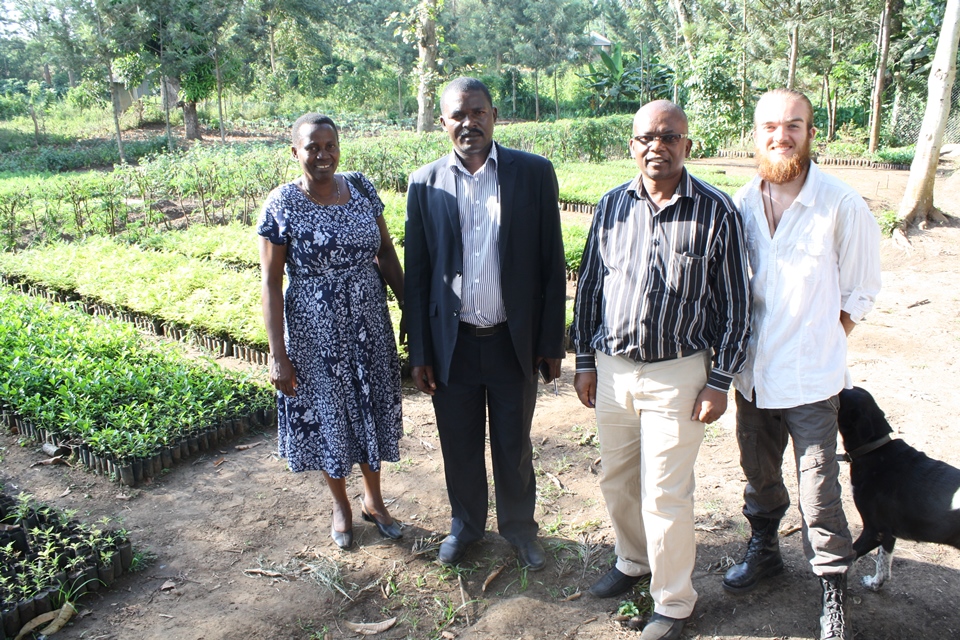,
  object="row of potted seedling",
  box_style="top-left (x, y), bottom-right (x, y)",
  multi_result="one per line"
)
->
top-left (0, 491), bottom-right (134, 639)
top-left (0, 287), bottom-right (274, 488)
